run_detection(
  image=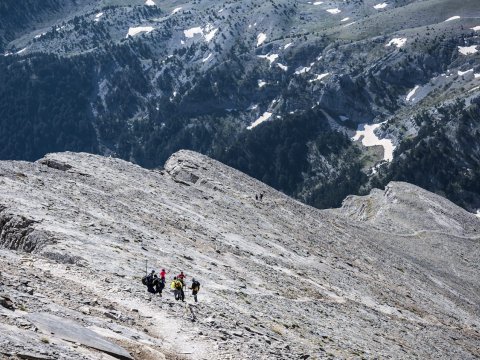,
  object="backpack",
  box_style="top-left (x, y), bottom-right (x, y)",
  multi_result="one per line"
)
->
top-left (141, 276), bottom-right (148, 286)
top-left (192, 280), bottom-right (200, 291)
